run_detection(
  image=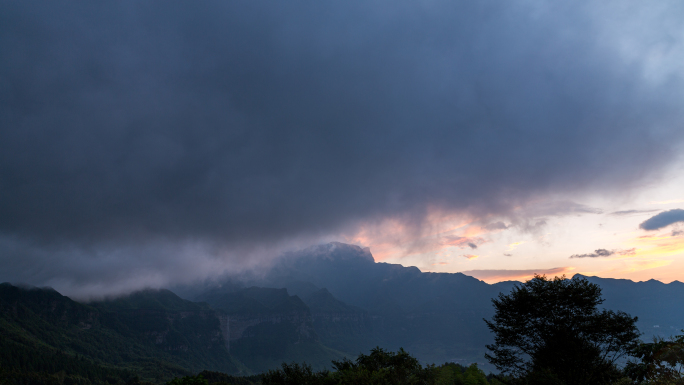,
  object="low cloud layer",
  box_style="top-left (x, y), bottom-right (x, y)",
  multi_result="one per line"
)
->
top-left (640, 209), bottom-right (684, 230)
top-left (485, 222), bottom-right (509, 231)
top-left (2, 1), bottom-right (684, 295)
top-left (569, 248), bottom-right (636, 259)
